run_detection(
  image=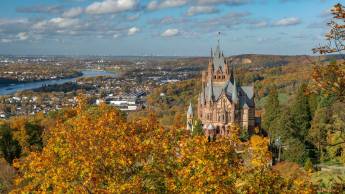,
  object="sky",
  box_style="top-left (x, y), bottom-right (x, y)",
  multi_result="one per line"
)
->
top-left (0, 0), bottom-right (340, 56)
